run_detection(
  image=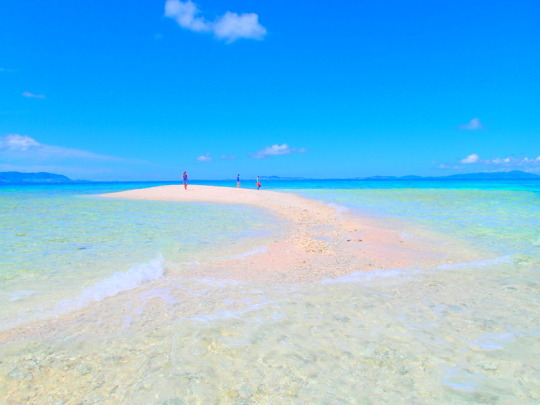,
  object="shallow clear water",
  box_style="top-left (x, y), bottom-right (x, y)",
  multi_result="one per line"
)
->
top-left (0, 183), bottom-right (281, 329)
top-left (299, 187), bottom-right (540, 256)
top-left (1, 180), bottom-right (539, 404)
